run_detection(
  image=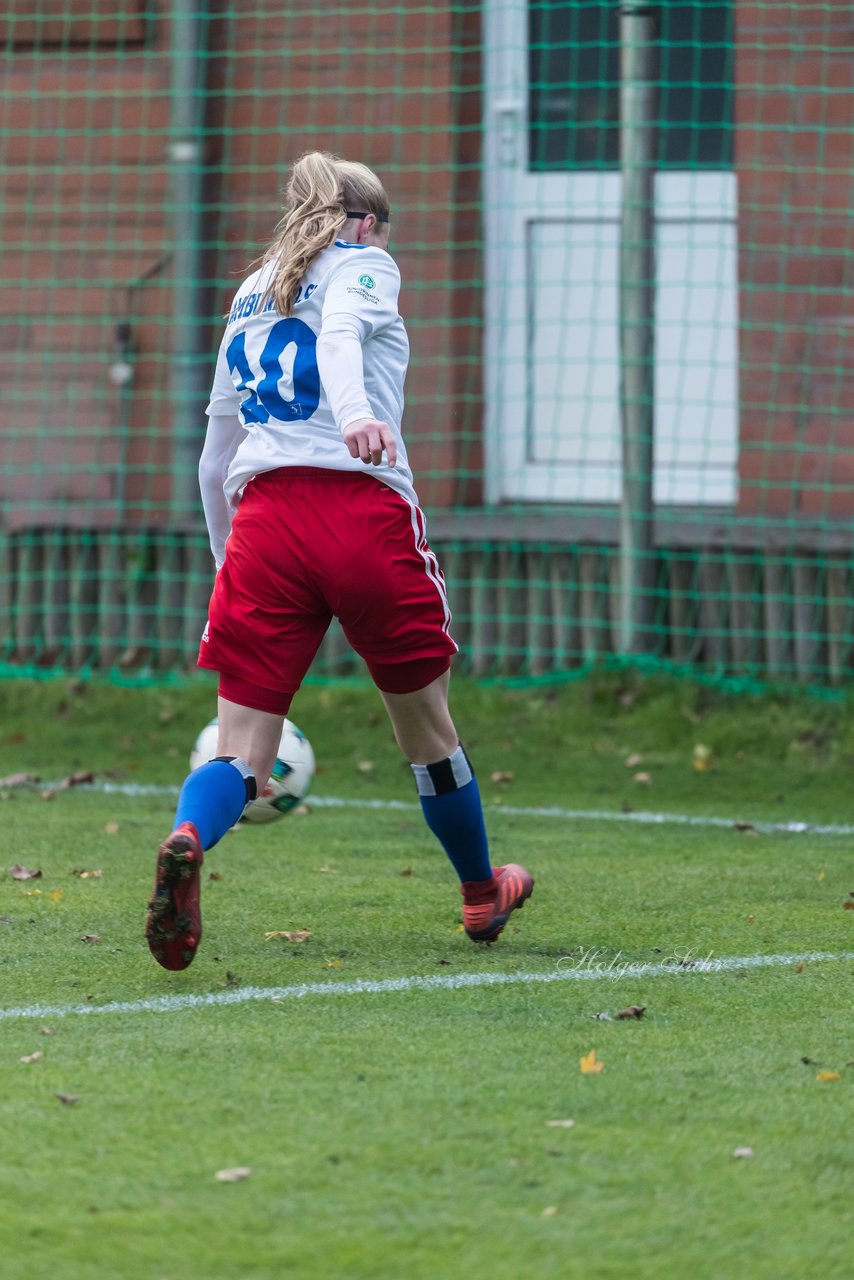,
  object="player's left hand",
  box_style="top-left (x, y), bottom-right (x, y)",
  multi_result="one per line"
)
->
top-left (343, 417), bottom-right (397, 468)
